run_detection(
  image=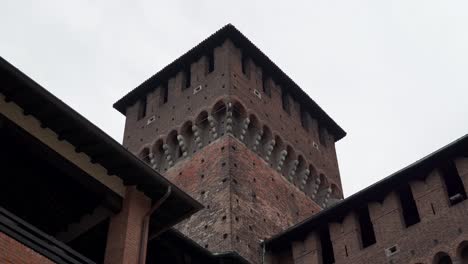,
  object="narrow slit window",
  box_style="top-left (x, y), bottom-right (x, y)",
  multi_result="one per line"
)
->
top-left (398, 184), bottom-right (421, 227)
top-left (137, 97), bottom-right (147, 120)
top-left (208, 50), bottom-right (215, 73)
top-left (184, 68), bottom-right (191, 89)
top-left (160, 83), bottom-right (168, 104)
top-left (319, 226), bottom-right (335, 264)
top-left (241, 53), bottom-right (248, 76)
top-left (281, 89), bottom-right (290, 114)
top-left (440, 161), bottom-right (467, 205)
top-left (358, 207), bottom-right (376, 248)
top-left (262, 75), bottom-right (271, 97)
